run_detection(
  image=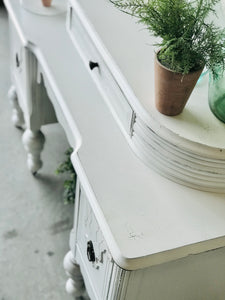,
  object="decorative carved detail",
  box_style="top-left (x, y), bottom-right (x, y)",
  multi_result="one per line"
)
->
top-left (83, 204), bottom-right (107, 270)
top-left (22, 129), bottom-right (45, 174)
top-left (8, 86), bottom-right (25, 129)
top-left (63, 251), bottom-right (90, 299)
